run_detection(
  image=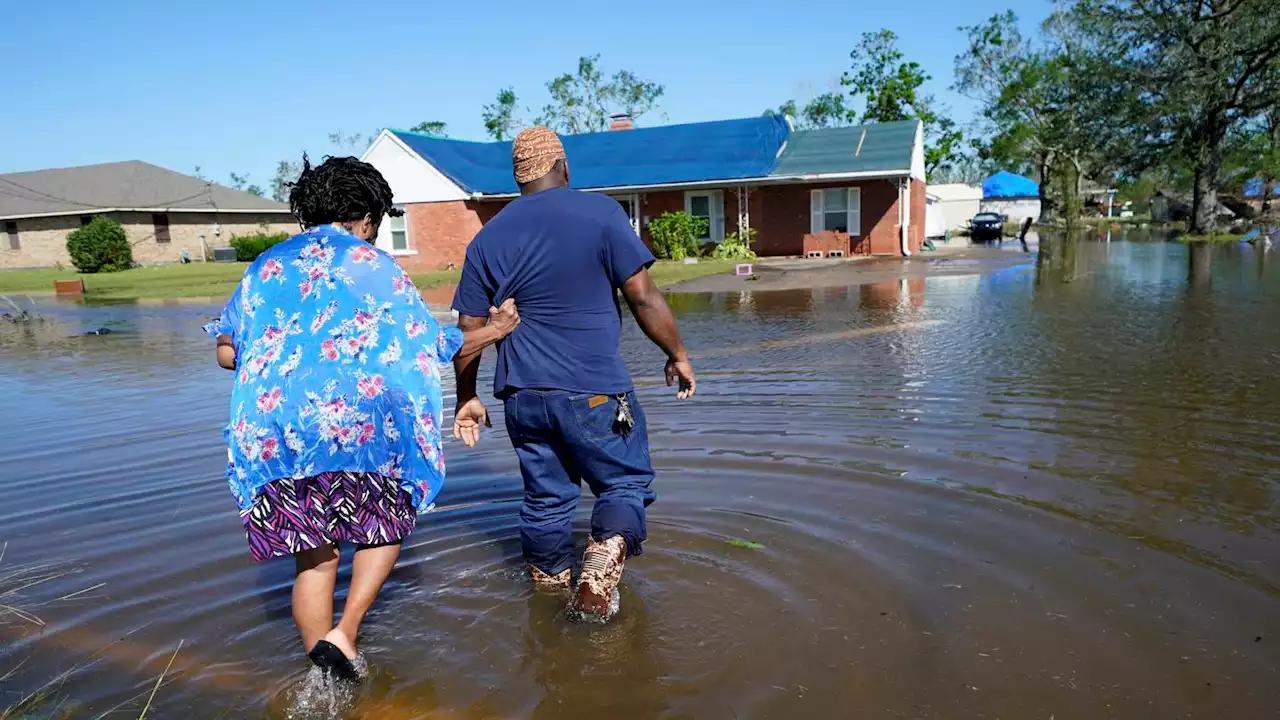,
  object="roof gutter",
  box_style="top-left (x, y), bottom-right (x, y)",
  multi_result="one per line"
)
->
top-left (464, 168), bottom-right (915, 200)
top-left (0, 207), bottom-right (292, 221)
